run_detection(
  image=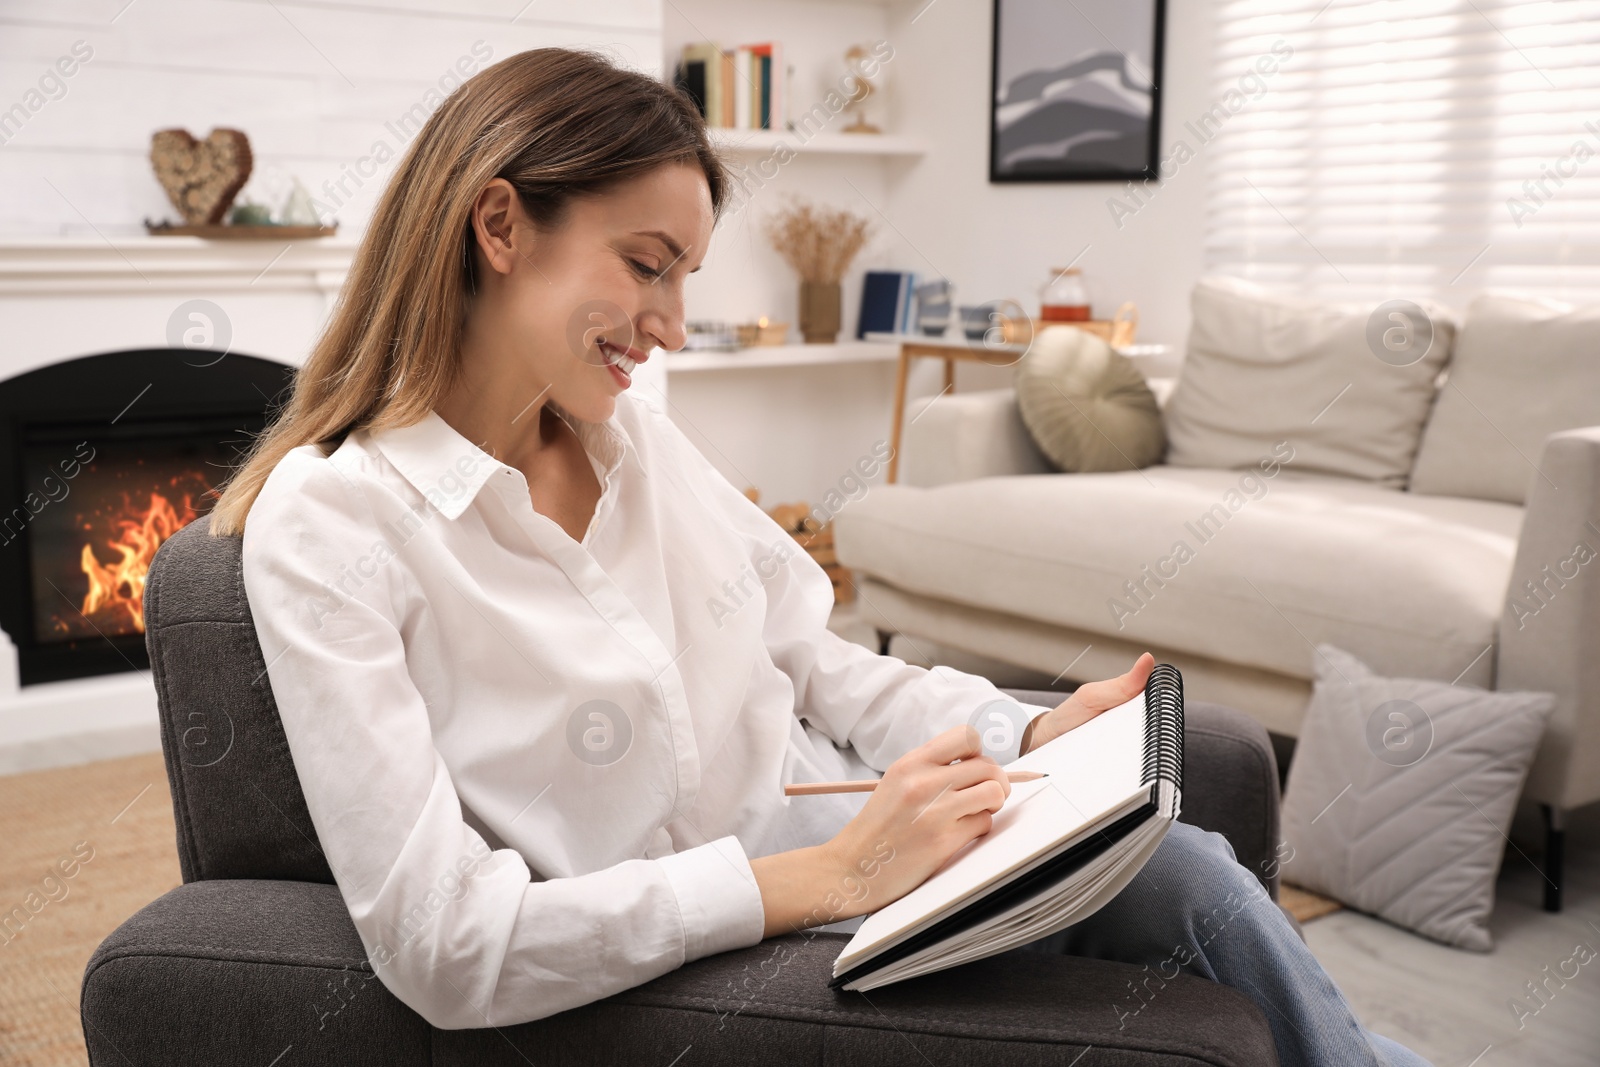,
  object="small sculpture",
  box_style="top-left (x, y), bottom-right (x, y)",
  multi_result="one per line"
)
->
top-left (840, 45), bottom-right (884, 134)
top-left (149, 128), bottom-right (253, 225)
